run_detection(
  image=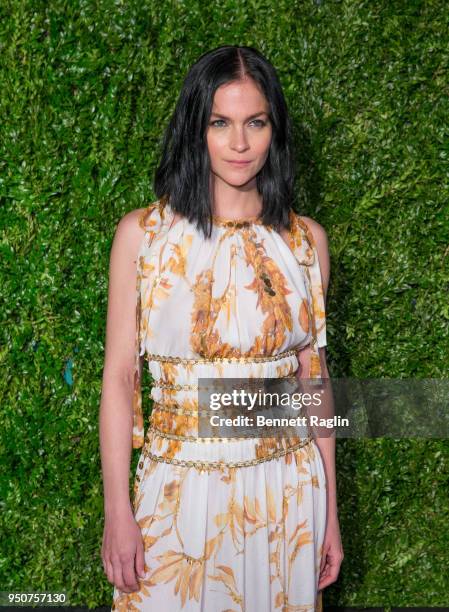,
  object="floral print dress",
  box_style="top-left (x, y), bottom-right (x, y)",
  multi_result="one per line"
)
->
top-left (111, 196), bottom-right (328, 612)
